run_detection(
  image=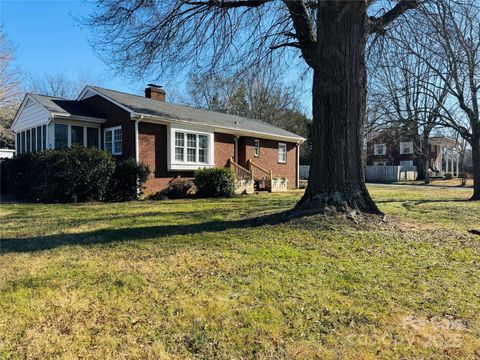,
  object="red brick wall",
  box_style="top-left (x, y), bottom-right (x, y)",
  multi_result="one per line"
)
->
top-left (81, 95), bottom-right (136, 159)
top-left (366, 133), bottom-right (416, 166)
top-left (239, 137), bottom-right (297, 188)
top-left (214, 133), bottom-right (235, 167)
top-left (138, 125), bottom-right (237, 193)
top-left (138, 122), bottom-right (195, 192)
